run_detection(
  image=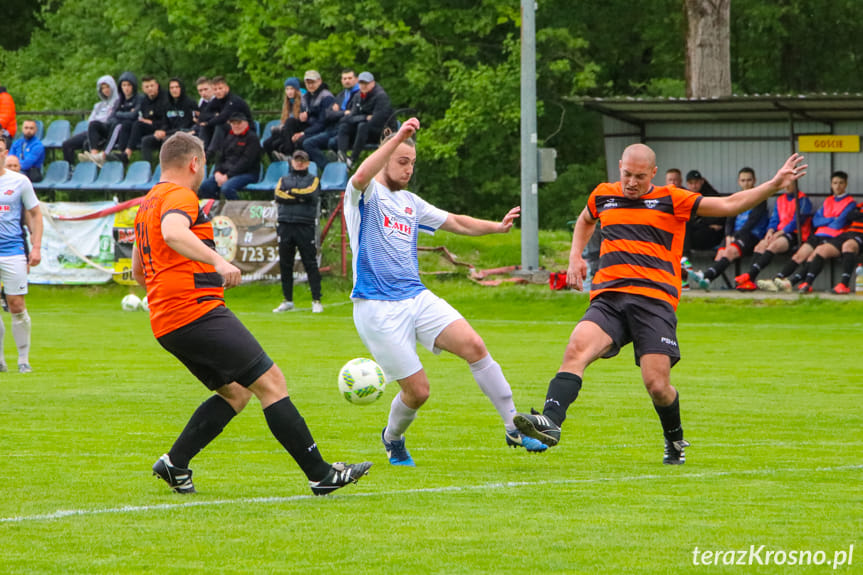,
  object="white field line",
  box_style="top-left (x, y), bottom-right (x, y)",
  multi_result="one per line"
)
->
top-left (2, 464), bottom-right (860, 525)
